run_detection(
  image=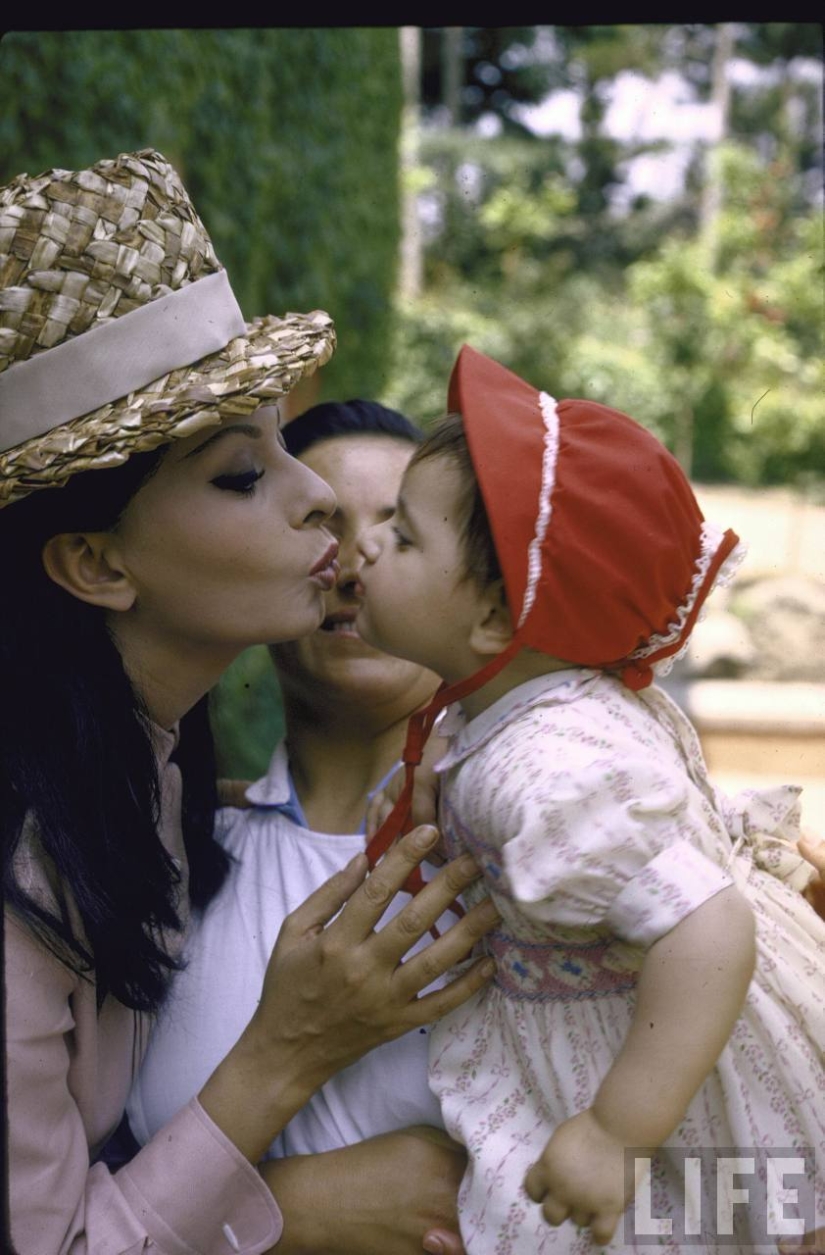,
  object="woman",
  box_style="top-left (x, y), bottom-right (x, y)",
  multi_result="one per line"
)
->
top-left (1, 150), bottom-right (497, 1255)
